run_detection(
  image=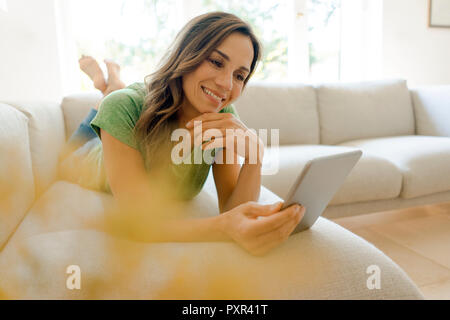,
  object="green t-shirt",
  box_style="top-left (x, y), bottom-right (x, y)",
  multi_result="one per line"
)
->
top-left (89, 82), bottom-right (239, 200)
